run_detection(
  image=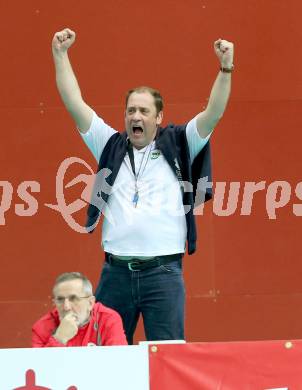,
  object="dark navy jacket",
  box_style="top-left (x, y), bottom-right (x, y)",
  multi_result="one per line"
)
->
top-left (86, 124), bottom-right (212, 255)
